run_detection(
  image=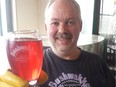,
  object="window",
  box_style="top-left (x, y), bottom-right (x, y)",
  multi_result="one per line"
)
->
top-left (99, 0), bottom-right (116, 35)
top-left (75, 0), bottom-right (101, 35)
top-left (75, 0), bottom-right (94, 34)
top-left (0, 0), bottom-right (13, 36)
top-left (0, 4), bottom-right (2, 36)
